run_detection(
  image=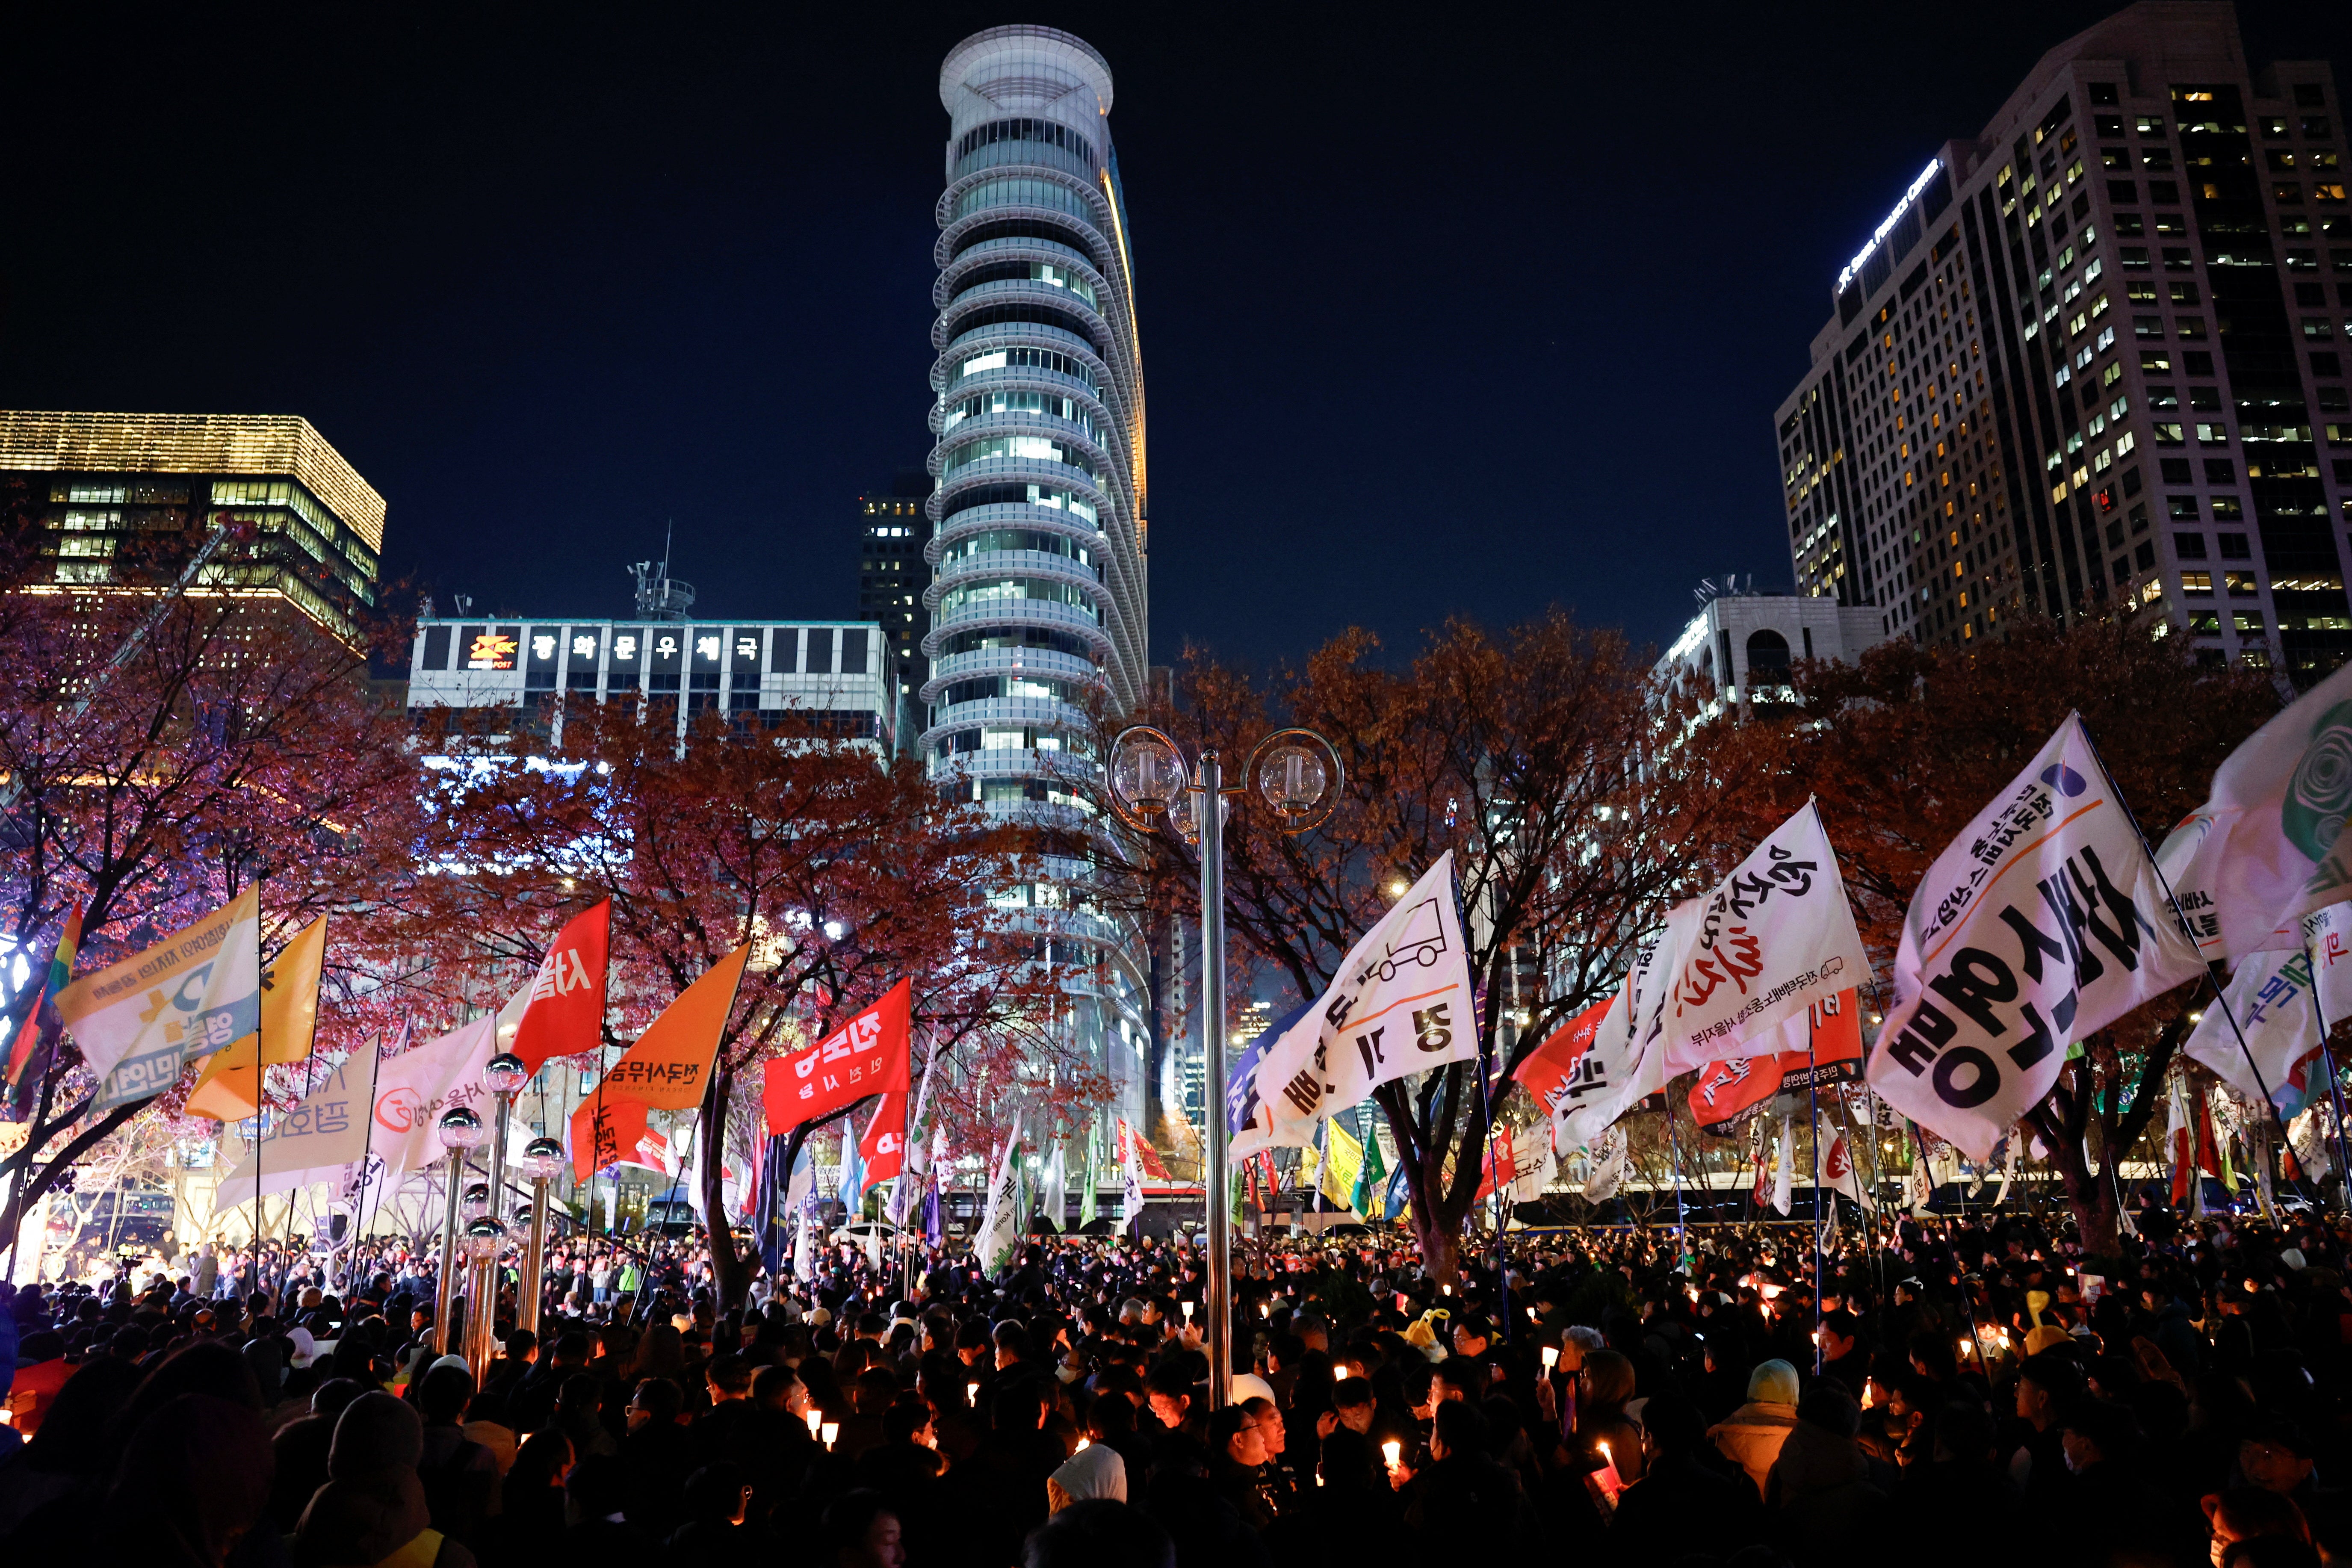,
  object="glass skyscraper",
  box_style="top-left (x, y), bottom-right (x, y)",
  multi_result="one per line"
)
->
top-left (922, 27), bottom-right (1154, 1139)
